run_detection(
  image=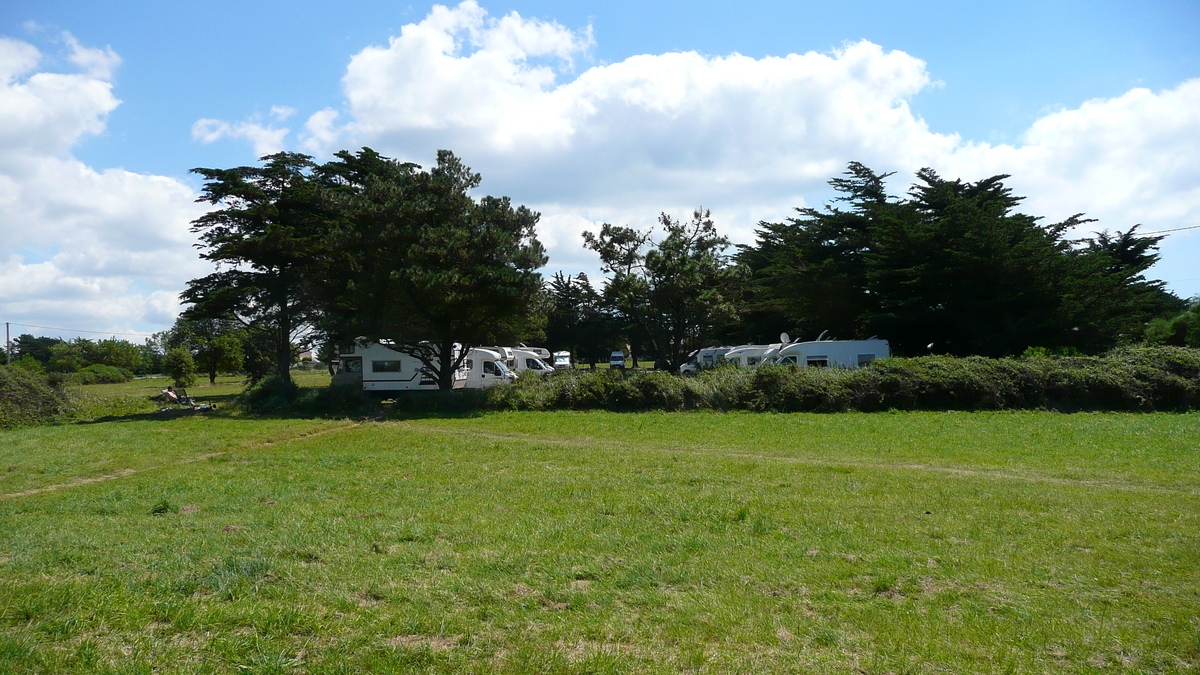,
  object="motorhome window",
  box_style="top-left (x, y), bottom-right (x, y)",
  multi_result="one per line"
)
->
top-left (727, 357), bottom-right (739, 366)
top-left (483, 361), bottom-right (498, 375)
top-left (747, 357), bottom-right (759, 366)
top-left (464, 359), bottom-right (474, 370)
top-left (857, 354), bottom-right (875, 365)
top-left (495, 360), bottom-right (512, 373)
top-left (806, 356), bottom-right (829, 367)
top-left (339, 357), bottom-right (362, 373)
top-left (526, 358), bottom-right (543, 370)
top-left (779, 356), bottom-right (797, 365)
top-left (372, 360), bottom-right (404, 372)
